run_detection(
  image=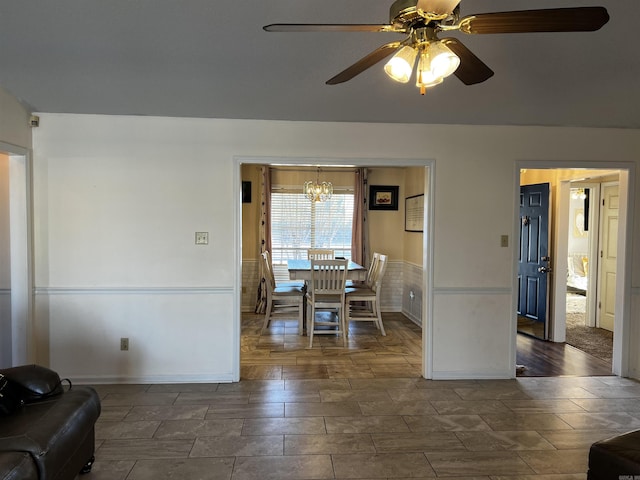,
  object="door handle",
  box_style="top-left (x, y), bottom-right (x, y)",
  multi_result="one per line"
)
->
top-left (538, 266), bottom-right (552, 274)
